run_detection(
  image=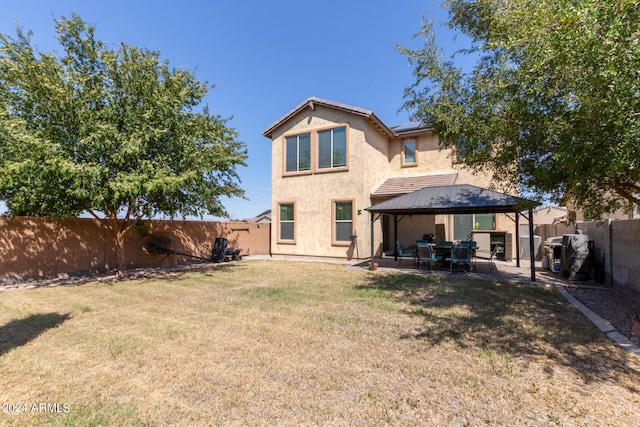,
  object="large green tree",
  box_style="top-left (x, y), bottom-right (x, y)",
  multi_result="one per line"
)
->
top-left (399, 0), bottom-right (640, 219)
top-left (0, 14), bottom-right (247, 268)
